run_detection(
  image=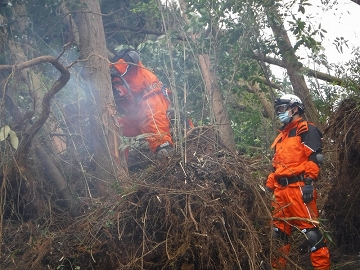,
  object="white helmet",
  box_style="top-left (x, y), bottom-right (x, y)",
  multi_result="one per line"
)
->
top-left (274, 94), bottom-right (305, 112)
